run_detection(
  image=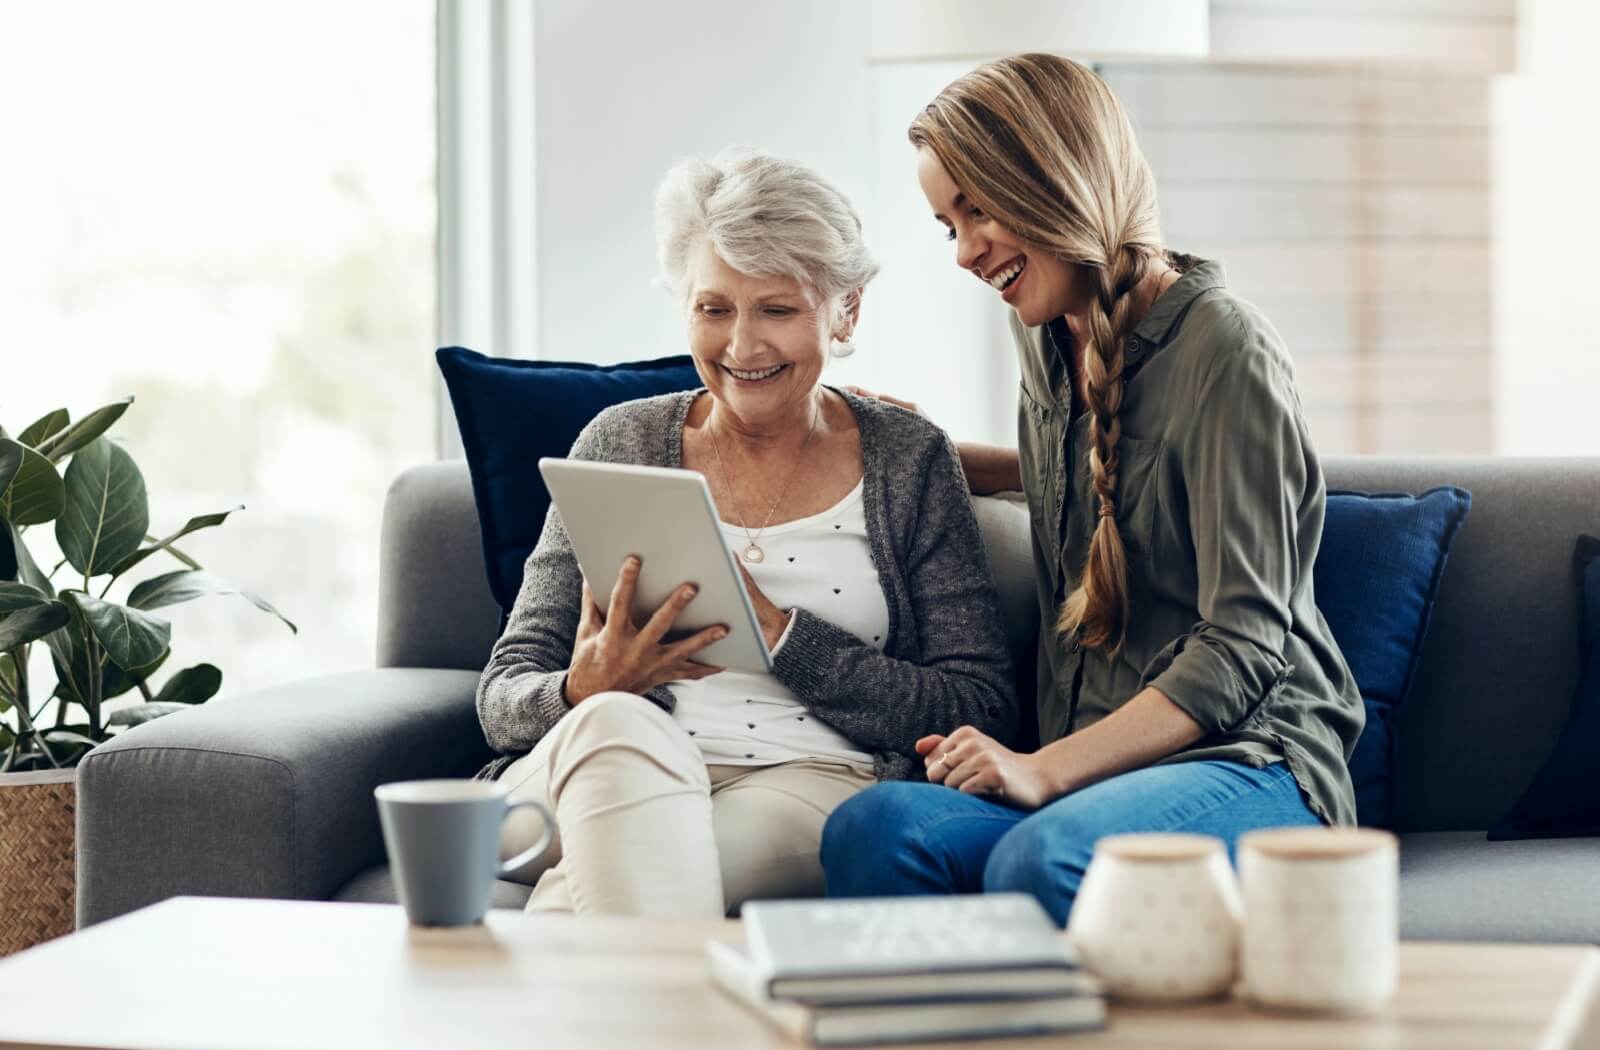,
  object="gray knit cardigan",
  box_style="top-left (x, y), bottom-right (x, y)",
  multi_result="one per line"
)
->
top-left (475, 387), bottom-right (1018, 783)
